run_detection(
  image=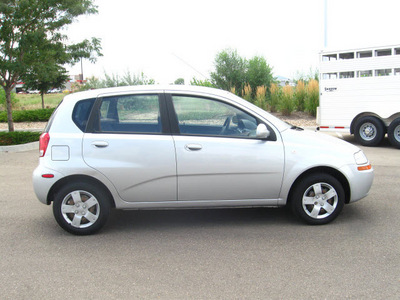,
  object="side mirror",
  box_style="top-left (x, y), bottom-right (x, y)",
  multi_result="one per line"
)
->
top-left (256, 124), bottom-right (270, 139)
